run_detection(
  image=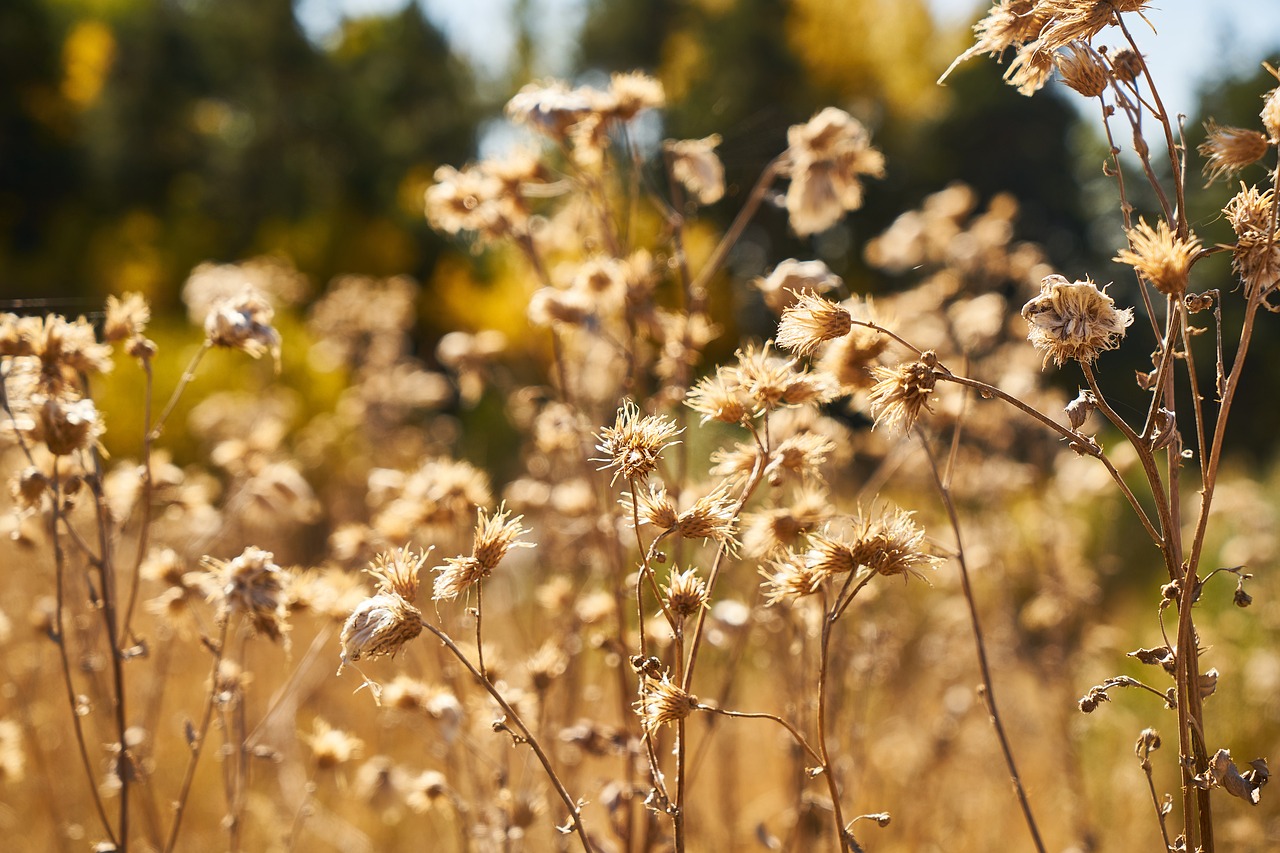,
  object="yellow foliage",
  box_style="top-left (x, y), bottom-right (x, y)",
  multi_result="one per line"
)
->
top-left (62, 19), bottom-right (116, 109)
